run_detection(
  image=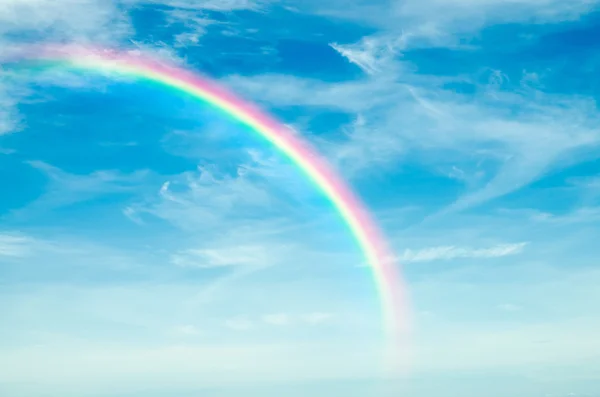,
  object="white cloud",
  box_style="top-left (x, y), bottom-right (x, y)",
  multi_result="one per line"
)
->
top-left (320, 113), bottom-right (407, 176)
top-left (0, 0), bottom-right (206, 139)
top-left (8, 161), bottom-right (151, 219)
top-left (2, 239), bottom-right (599, 392)
top-left (510, 206), bottom-right (600, 225)
top-left (394, 0), bottom-right (599, 27)
top-left (0, 76), bottom-right (26, 136)
top-left (300, 0), bottom-right (600, 45)
top-left (147, 0), bottom-right (266, 11)
top-left (169, 233), bottom-right (351, 315)
top-left (173, 31), bottom-right (203, 47)
top-left (128, 164), bottom-right (274, 231)
top-left (126, 39), bottom-right (188, 66)
top-left (224, 73), bottom-right (395, 112)
top-left (170, 245), bottom-right (270, 268)
top-left (396, 242), bottom-right (527, 263)
top-left (0, 0), bottom-right (133, 45)
top-left (0, 232), bottom-right (153, 291)
top-left (0, 234), bottom-right (35, 257)
top-left (0, 101), bottom-right (19, 136)
top-left (0, 232), bottom-right (92, 259)
top-left (146, 0), bottom-right (269, 48)
top-left (211, 0), bottom-right (600, 215)
top-left (226, 68), bottom-right (600, 211)
top-left (330, 36), bottom-right (400, 75)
